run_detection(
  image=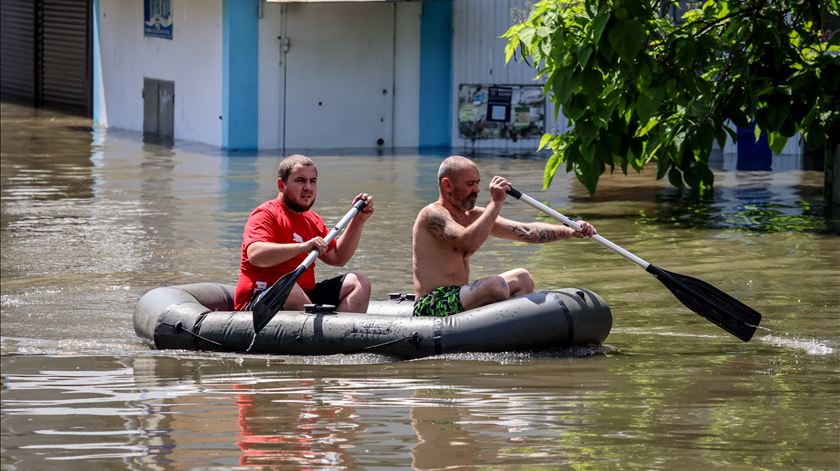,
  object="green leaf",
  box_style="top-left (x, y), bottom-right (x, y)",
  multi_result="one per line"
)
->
top-left (714, 125), bottom-right (727, 149)
top-left (668, 167), bottom-right (684, 189)
top-left (538, 132), bottom-right (553, 151)
top-left (698, 164), bottom-right (715, 188)
top-left (683, 165), bottom-right (700, 190)
top-left (505, 40), bottom-right (518, 63)
top-left (697, 124), bottom-right (714, 157)
top-left (577, 45), bottom-right (593, 69)
top-left (636, 86), bottom-right (665, 122)
top-left (656, 154), bottom-right (670, 180)
top-left (551, 69), bottom-right (575, 106)
top-left (675, 40), bottom-right (696, 67)
top-left (543, 150), bottom-right (564, 190)
top-left (518, 26), bottom-right (536, 45)
top-left (592, 11), bottom-right (610, 44)
top-left (580, 138), bottom-right (596, 162)
top-left (574, 160), bottom-right (601, 196)
top-left (581, 69), bottom-right (603, 96)
top-left (723, 124), bottom-right (738, 144)
top-left (607, 19), bottom-right (644, 64)
top-left (768, 132), bottom-right (788, 155)
top-left (766, 102), bottom-right (789, 131)
top-left (636, 117), bottom-right (659, 137)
